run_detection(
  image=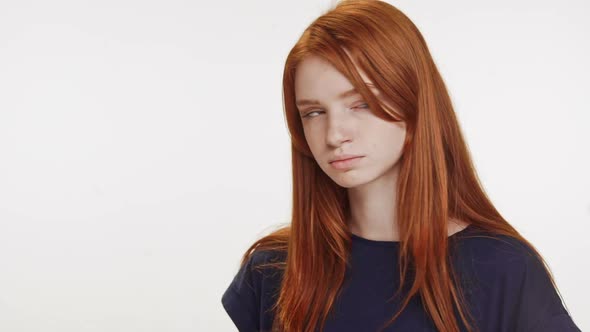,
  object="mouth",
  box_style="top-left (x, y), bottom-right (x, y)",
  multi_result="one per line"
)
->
top-left (329, 155), bottom-right (363, 163)
top-left (329, 156), bottom-right (364, 170)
